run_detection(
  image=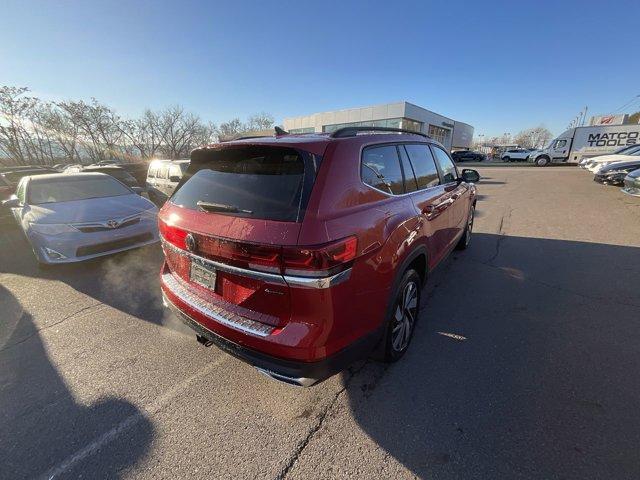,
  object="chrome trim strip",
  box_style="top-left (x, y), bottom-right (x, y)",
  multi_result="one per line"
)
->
top-left (283, 268), bottom-right (352, 289)
top-left (72, 212), bottom-right (143, 230)
top-left (161, 238), bottom-right (286, 286)
top-left (161, 237), bottom-right (352, 289)
top-left (161, 272), bottom-right (275, 337)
